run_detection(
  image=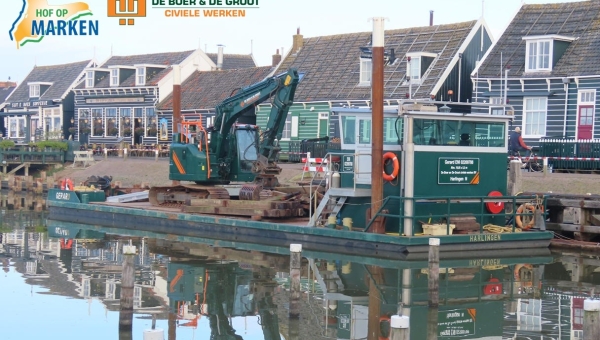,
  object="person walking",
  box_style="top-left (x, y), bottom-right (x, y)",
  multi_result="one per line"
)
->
top-left (508, 127), bottom-right (532, 156)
